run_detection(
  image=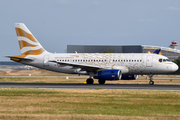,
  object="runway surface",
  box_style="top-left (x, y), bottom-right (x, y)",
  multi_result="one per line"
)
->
top-left (0, 82), bottom-right (180, 90)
